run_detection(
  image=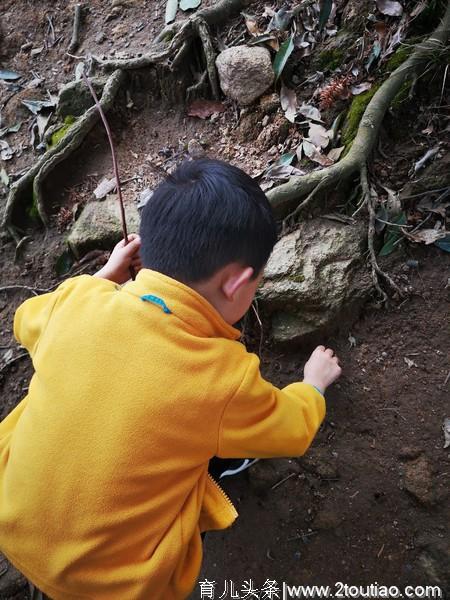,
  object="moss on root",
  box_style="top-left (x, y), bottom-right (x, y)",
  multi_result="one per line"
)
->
top-left (48, 115), bottom-right (76, 148)
top-left (317, 48), bottom-right (345, 71)
top-left (384, 45), bottom-right (413, 72)
top-left (341, 83), bottom-right (381, 148)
